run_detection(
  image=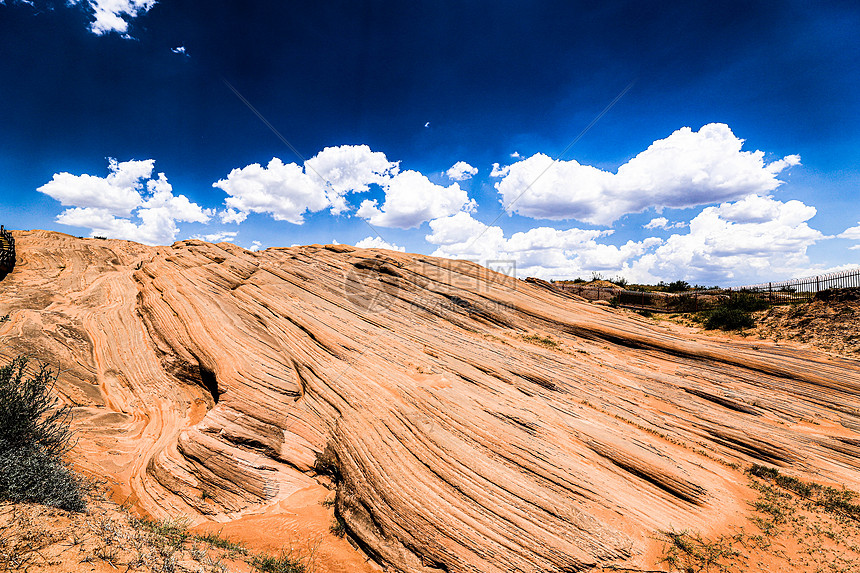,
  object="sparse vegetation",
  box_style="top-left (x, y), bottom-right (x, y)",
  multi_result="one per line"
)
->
top-left (520, 333), bottom-right (561, 348)
top-left (659, 529), bottom-right (740, 572)
top-left (131, 516), bottom-right (192, 548)
top-left (748, 464), bottom-right (860, 521)
top-left (329, 514), bottom-right (347, 538)
top-left (658, 464), bottom-right (860, 572)
top-left (0, 356), bottom-right (86, 512)
top-left (658, 279), bottom-right (692, 292)
top-left (250, 549), bottom-right (310, 573)
top-left (195, 530), bottom-right (248, 555)
top-left (699, 293), bottom-right (769, 331)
